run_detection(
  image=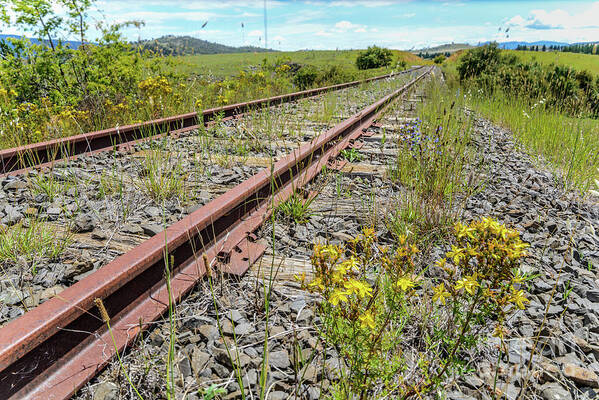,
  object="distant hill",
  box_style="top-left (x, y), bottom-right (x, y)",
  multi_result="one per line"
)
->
top-left (0, 34), bottom-right (273, 56)
top-left (137, 35), bottom-right (273, 56)
top-left (413, 43), bottom-right (474, 54)
top-left (0, 34), bottom-right (84, 49)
